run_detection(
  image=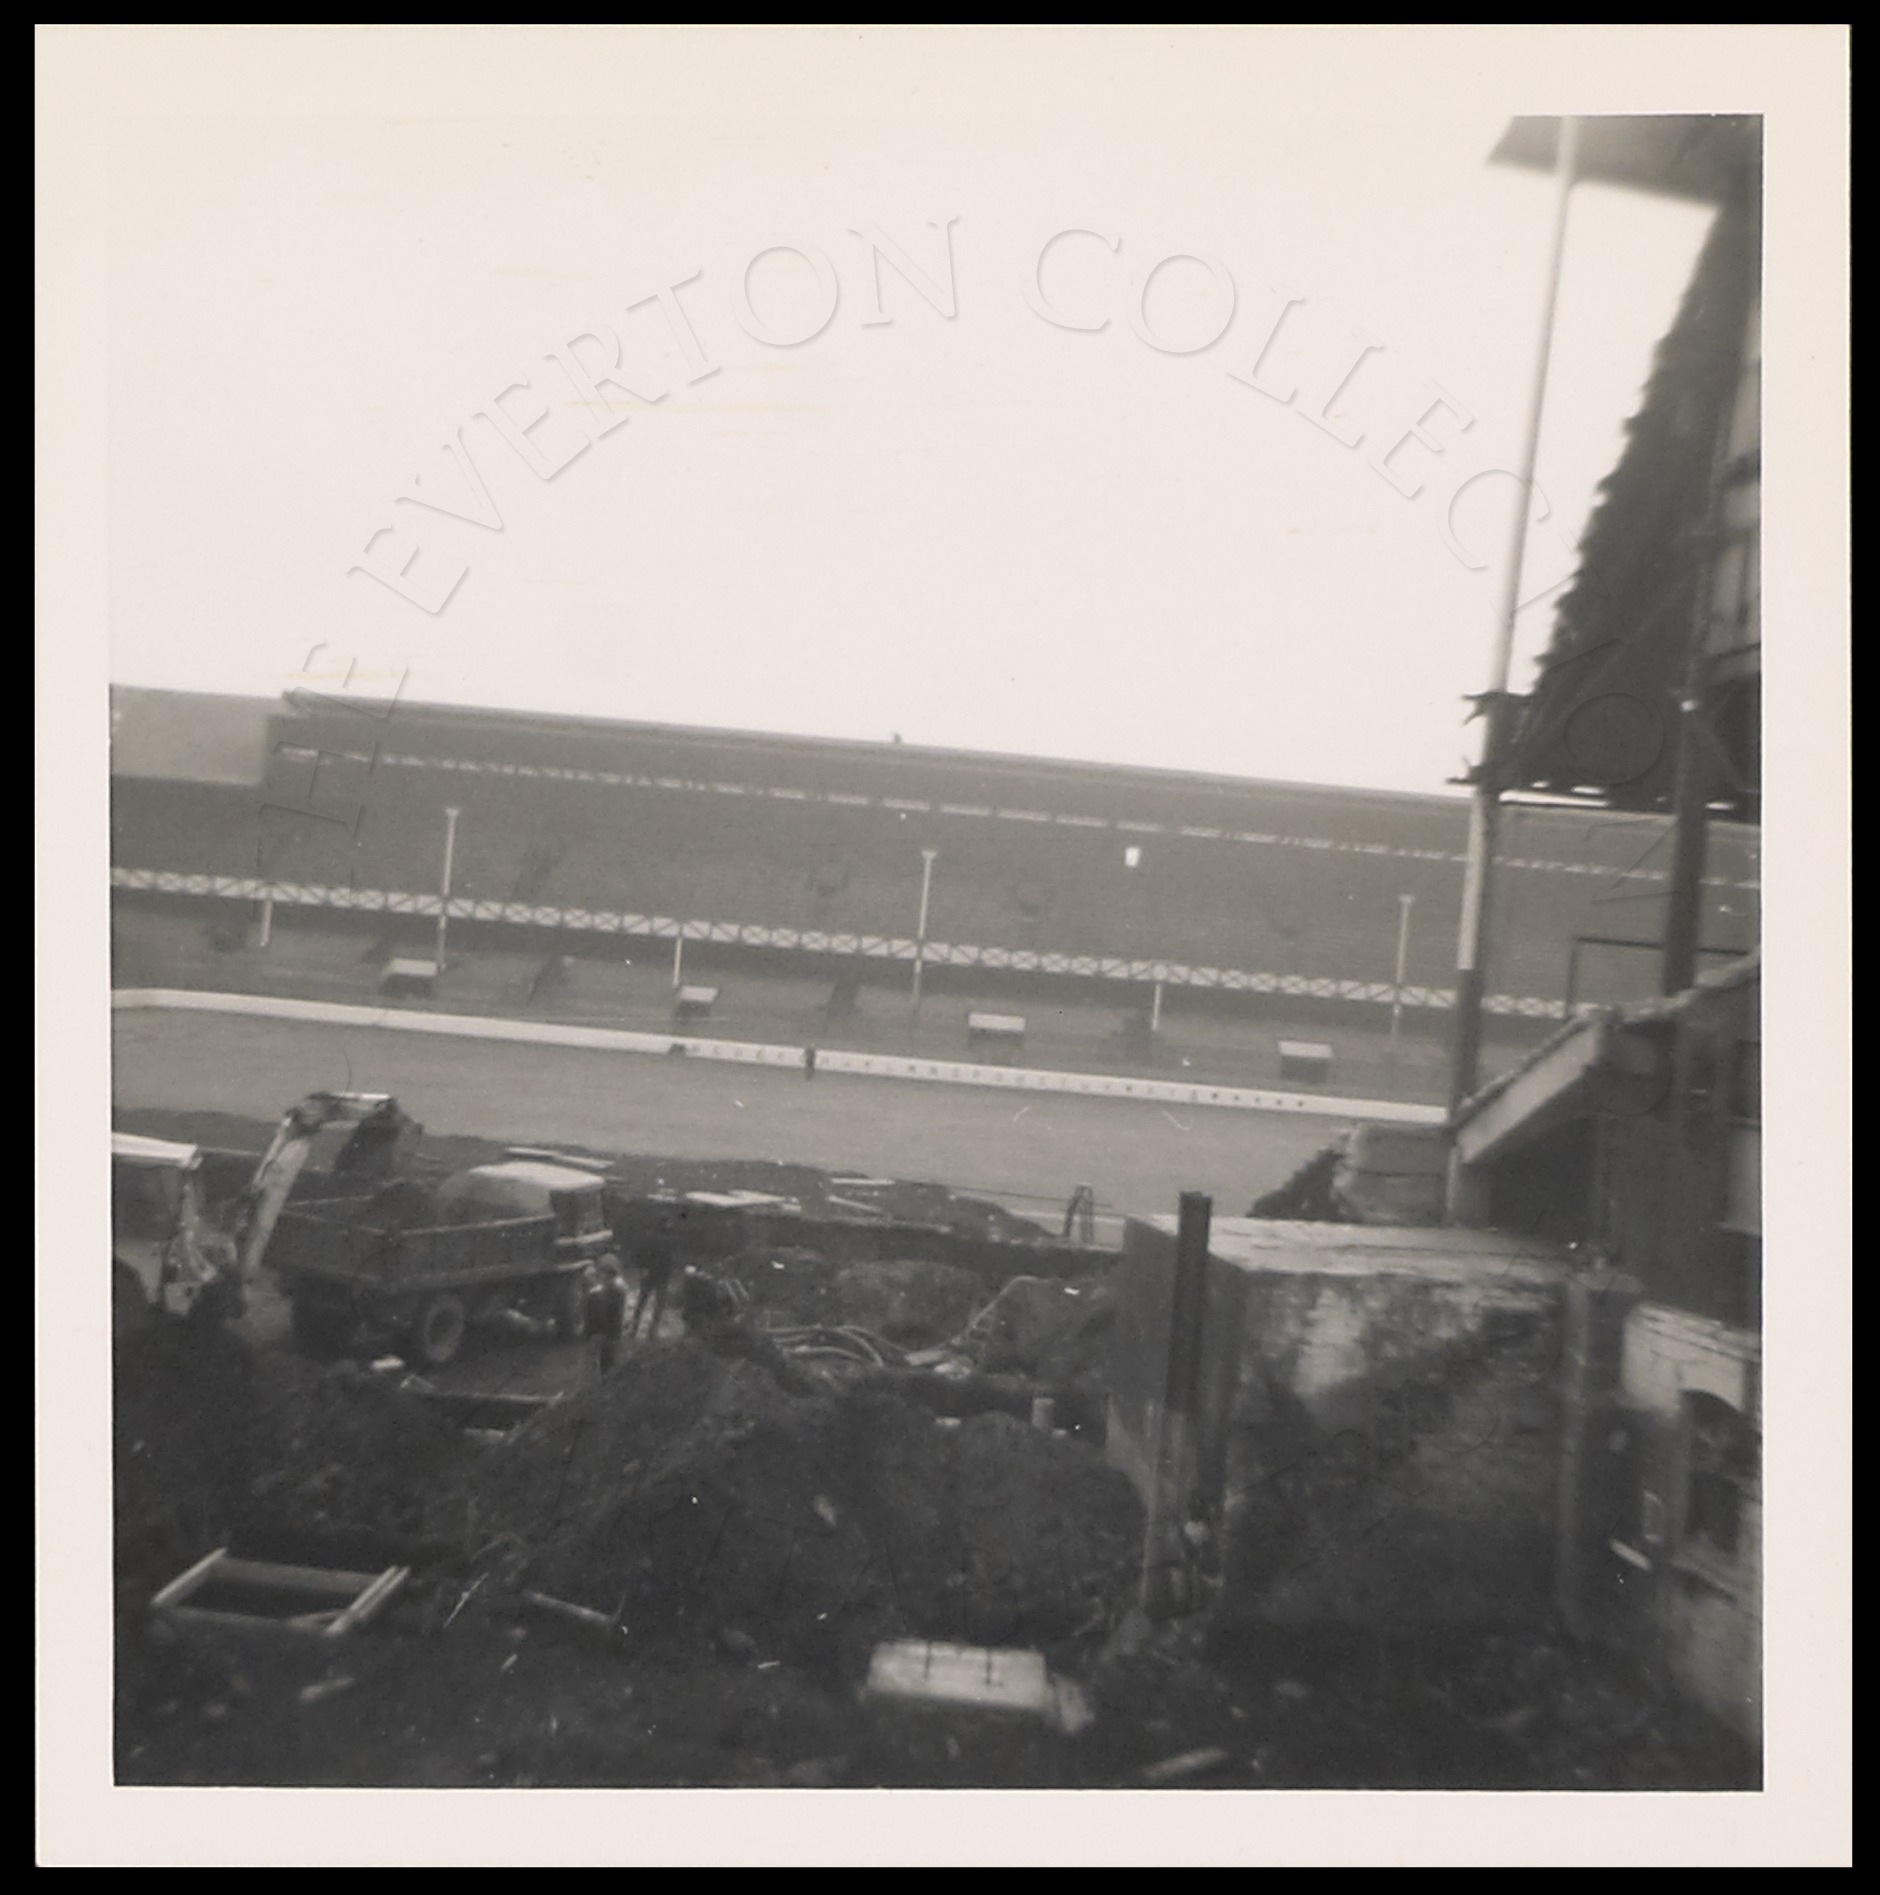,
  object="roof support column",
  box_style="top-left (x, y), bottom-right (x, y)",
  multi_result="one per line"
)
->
top-left (1449, 116), bottom-right (1579, 1115)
